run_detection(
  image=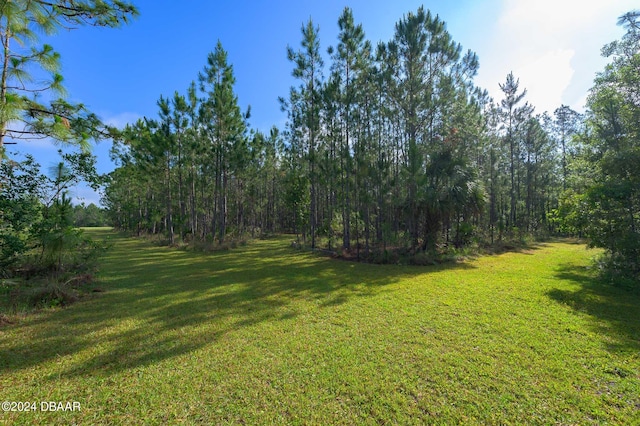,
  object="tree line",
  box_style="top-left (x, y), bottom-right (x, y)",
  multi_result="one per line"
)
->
top-left (2, 4), bottom-right (638, 284)
top-left (105, 7), bottom-right (581, 259)
top-left (563, 11), bottom-right (640, 283)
